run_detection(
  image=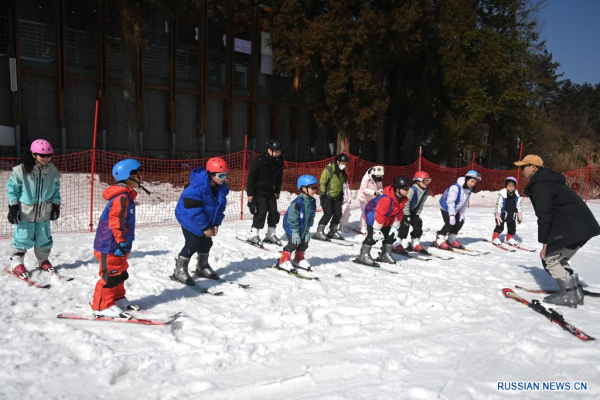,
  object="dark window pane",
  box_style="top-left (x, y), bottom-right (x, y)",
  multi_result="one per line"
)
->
top-left (256, 103), bottom-right (271, 152)
top-left (19, 0), bottom-right (57, 71)
top-left (0, 11), bottom-right (8, 57)
top-left (144, 11), bottom-right (169, 86)
top-left (279, 75), bottom-right (295, 104)
top-left (207, 0), bottom-right (227, 94)
top-left (233, 0), bottom-right (252, 97)
top-left (206, 96), bottom-right (226, 152)
top-left (65, 1), bottom-right (98, 76)
top-left (177, 16), bottom-right (200, 88)
top-left (258, 3), bottom-right (273, 100)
